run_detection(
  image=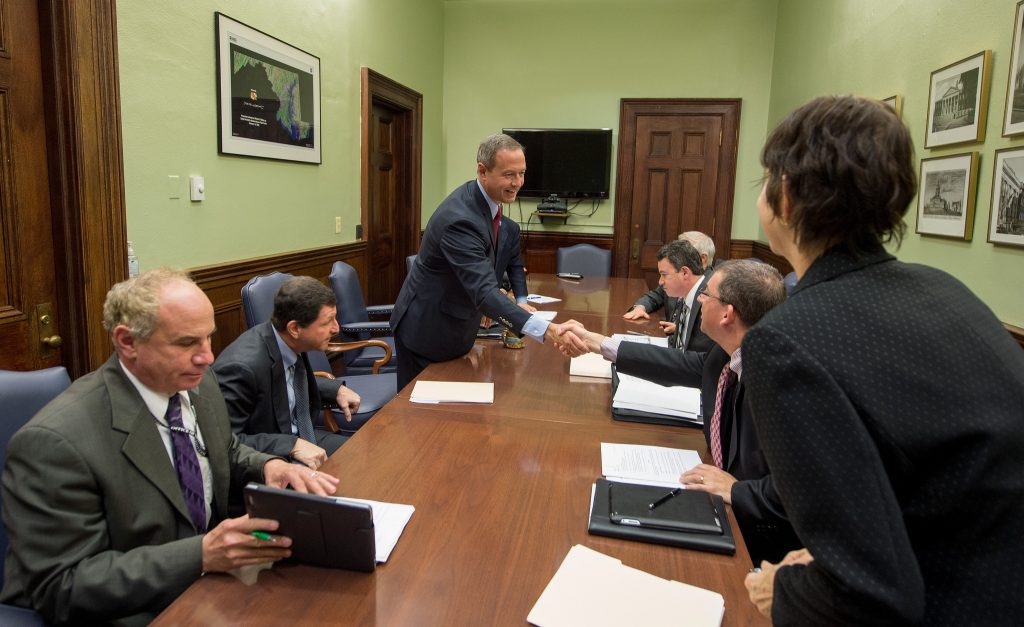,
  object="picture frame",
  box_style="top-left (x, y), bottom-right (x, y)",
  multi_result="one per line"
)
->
top-left (924, 50), bottom-right (992, 148)
top-left (215, 13), bottom-right (321, 164)
top-left (915, 152), bottom-right (979, 240)
top-left (988, 147), bottom-right (1024, 248)
top-left (1004, 1), bottom-right (1024, 136)
top-left (881, 95), bottom-right (903, 117)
